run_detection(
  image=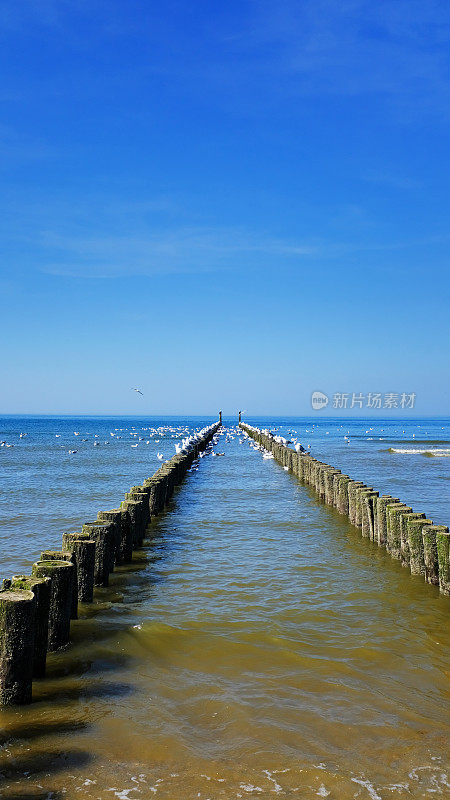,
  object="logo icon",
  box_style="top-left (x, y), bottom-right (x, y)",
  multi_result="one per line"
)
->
top-left (311, 391), bottom-right (329, 410)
